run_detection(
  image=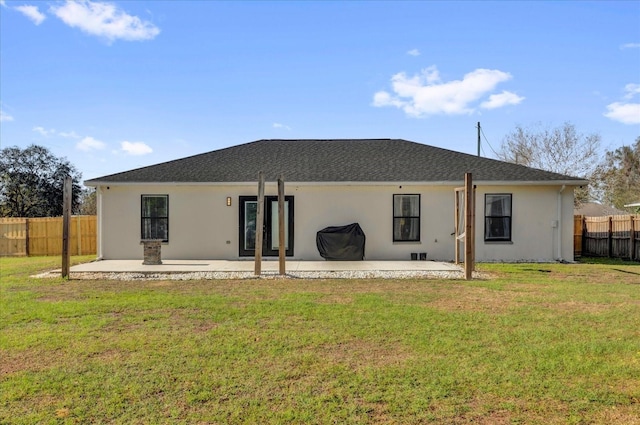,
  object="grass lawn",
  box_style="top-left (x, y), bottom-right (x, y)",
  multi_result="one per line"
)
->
top-left (1, 256), bottom-right (639, 424)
